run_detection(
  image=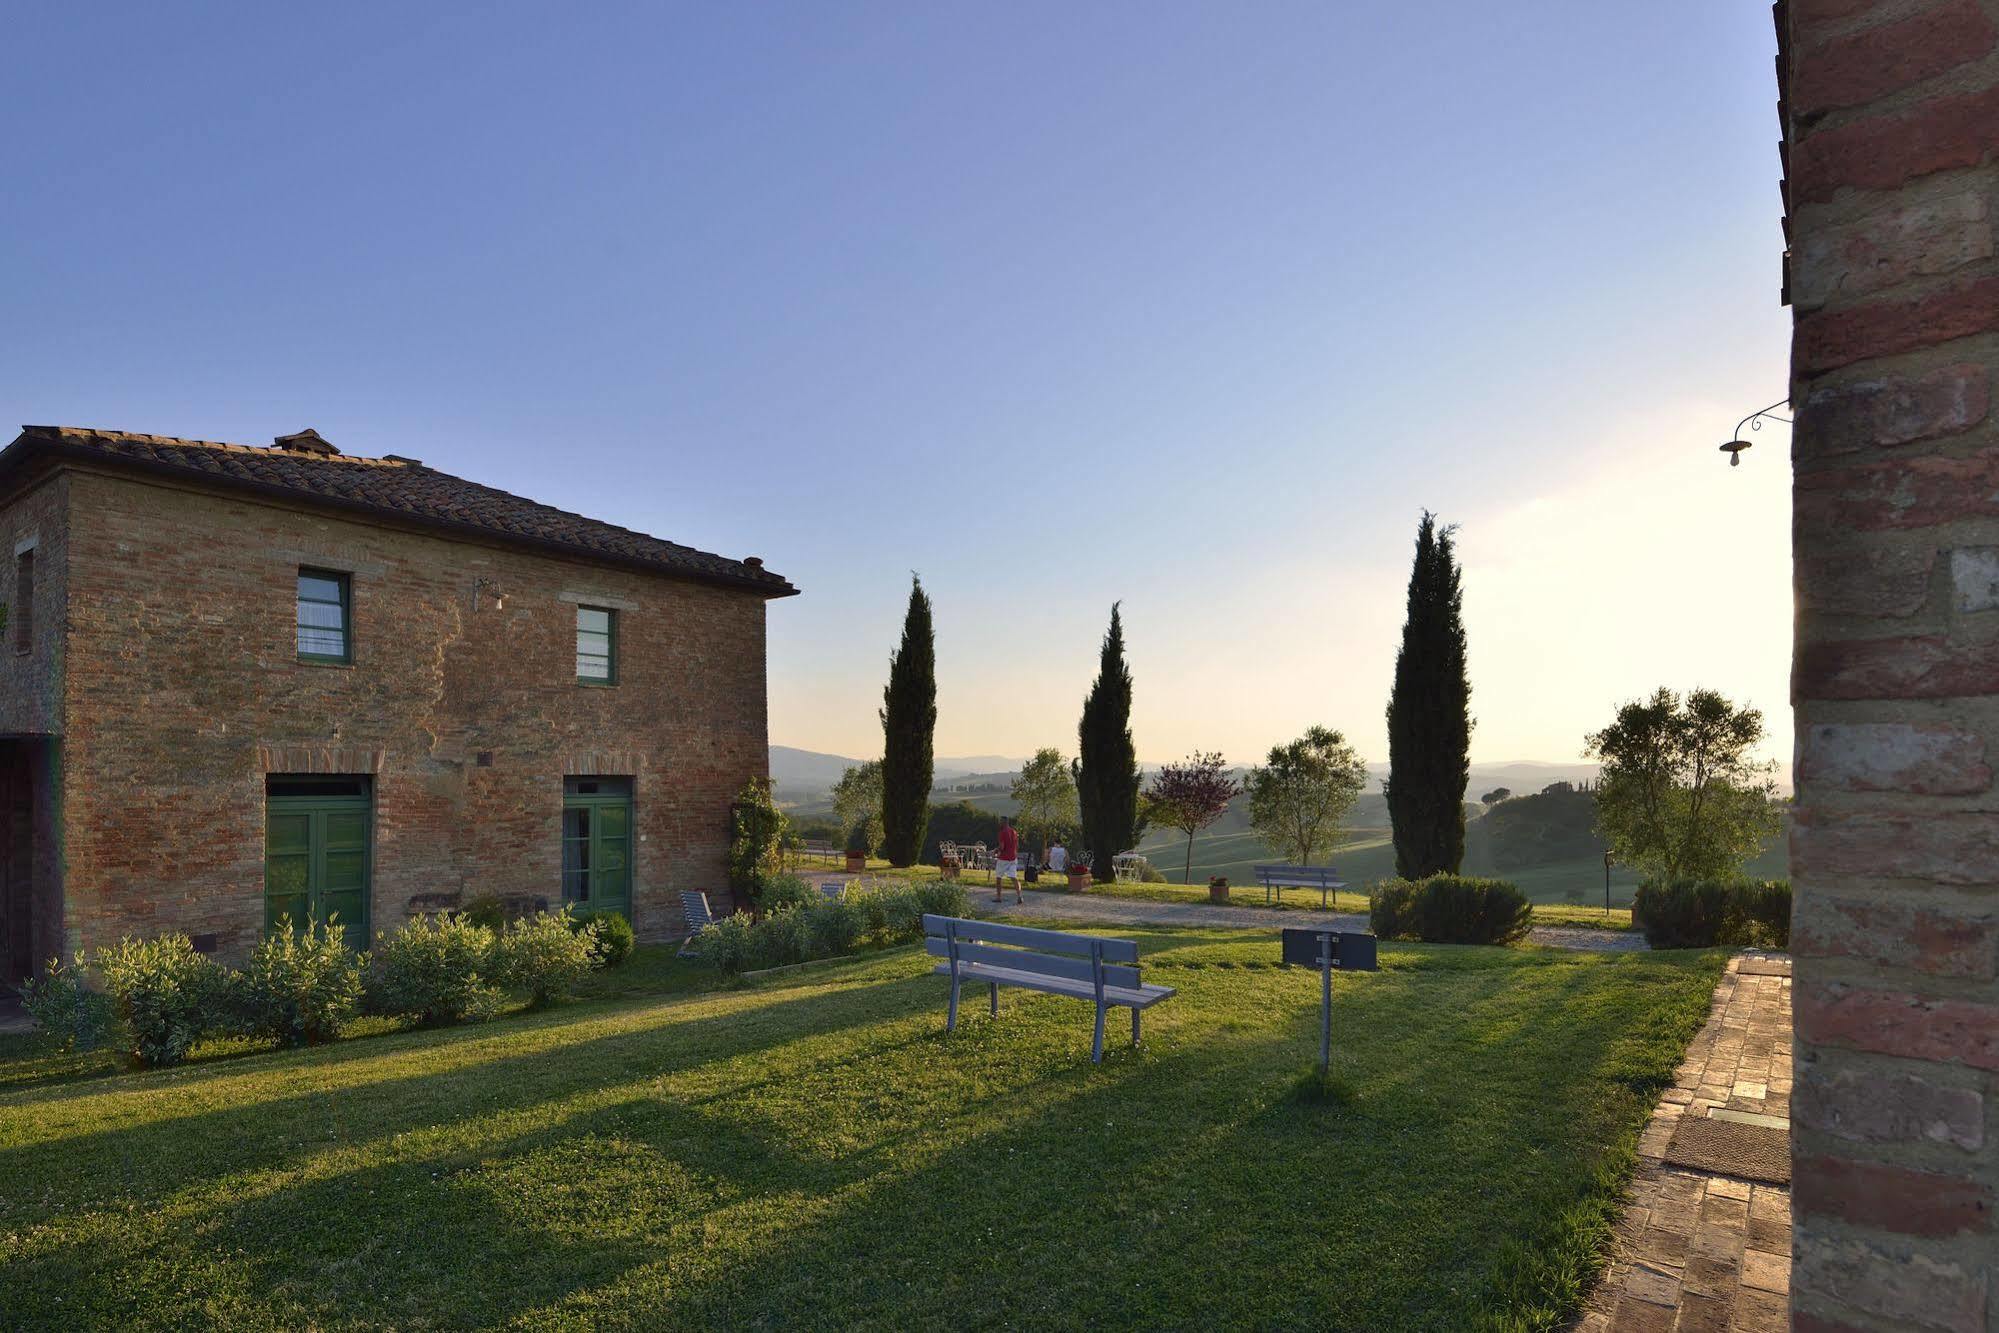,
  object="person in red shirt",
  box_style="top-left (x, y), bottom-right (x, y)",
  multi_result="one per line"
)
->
top-left (994, 816), bottom-right (1022, 903)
